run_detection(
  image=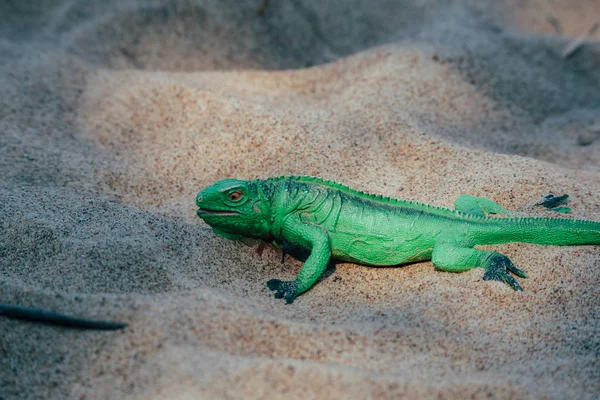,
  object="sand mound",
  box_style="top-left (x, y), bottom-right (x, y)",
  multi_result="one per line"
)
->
top-left (1, 1), bottom-right (599, 399)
